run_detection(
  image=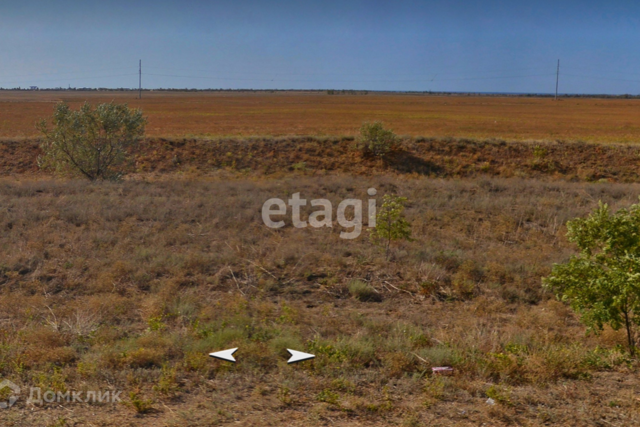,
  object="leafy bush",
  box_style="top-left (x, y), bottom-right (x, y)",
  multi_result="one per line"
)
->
top-left (370, 194), bottom-right (412, 259)
top-left (358, 121), bottom-right (398, 157)
top-left (544, 201), bottom-right (640, 354)
top-left (153, 365), bottom-right (180, 397)
top-left (126, 390), bottom-right (154, 414)
top-left (38, 102), bottom-right (146, 181)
